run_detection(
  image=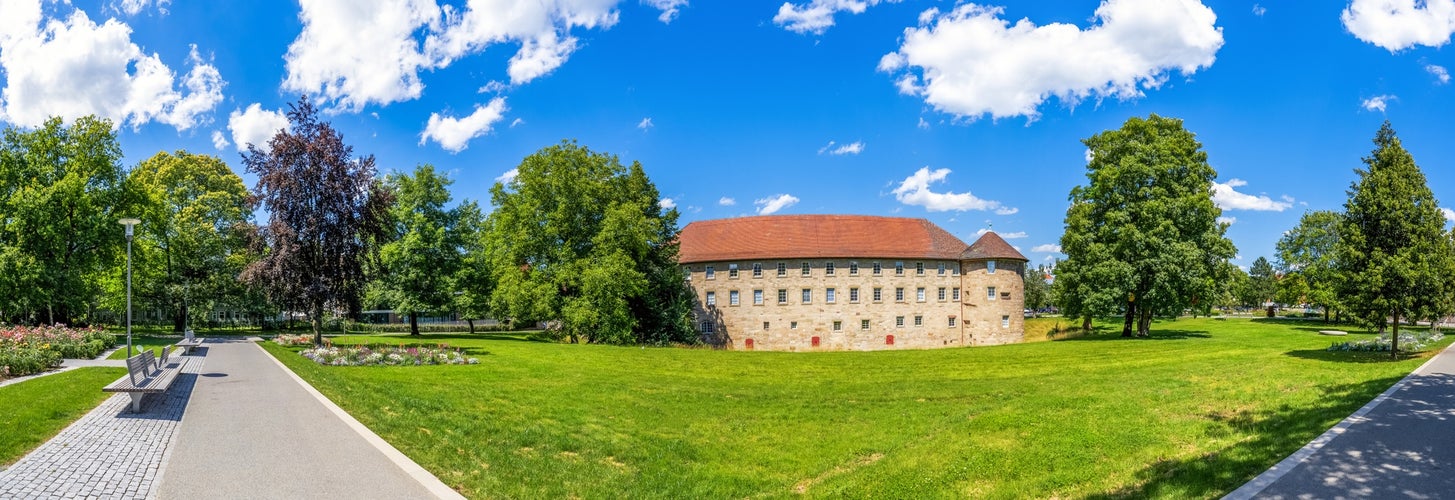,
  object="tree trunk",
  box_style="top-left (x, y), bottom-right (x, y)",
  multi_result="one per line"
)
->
top-left (1324, 307), bottom-right (1330, 323)
top-left (1081, 316), bottom-right (1092, 332)
top-left (311, 305), bottom-right (323, 345)
top-left (174, 305), bottom-right (188, 333)
top-left (1137, 308), bottom-right (1152, 337)
top-left (467, 318), bottom-right (476, 334)
top-left (1122, 302), bottom-right (1136, 337)
top-left (1391, 309), bottom-right (1400, 359)
top-left (409, 312), bottom-right (420, 336)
